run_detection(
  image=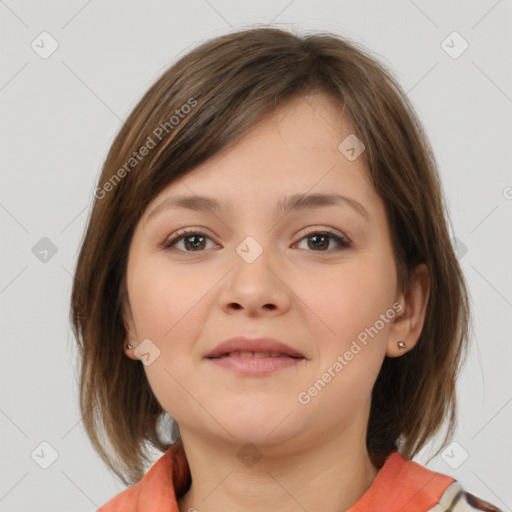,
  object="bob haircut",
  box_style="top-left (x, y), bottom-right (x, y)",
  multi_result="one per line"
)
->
top-left (71, 25), bottom-right (471, 486)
